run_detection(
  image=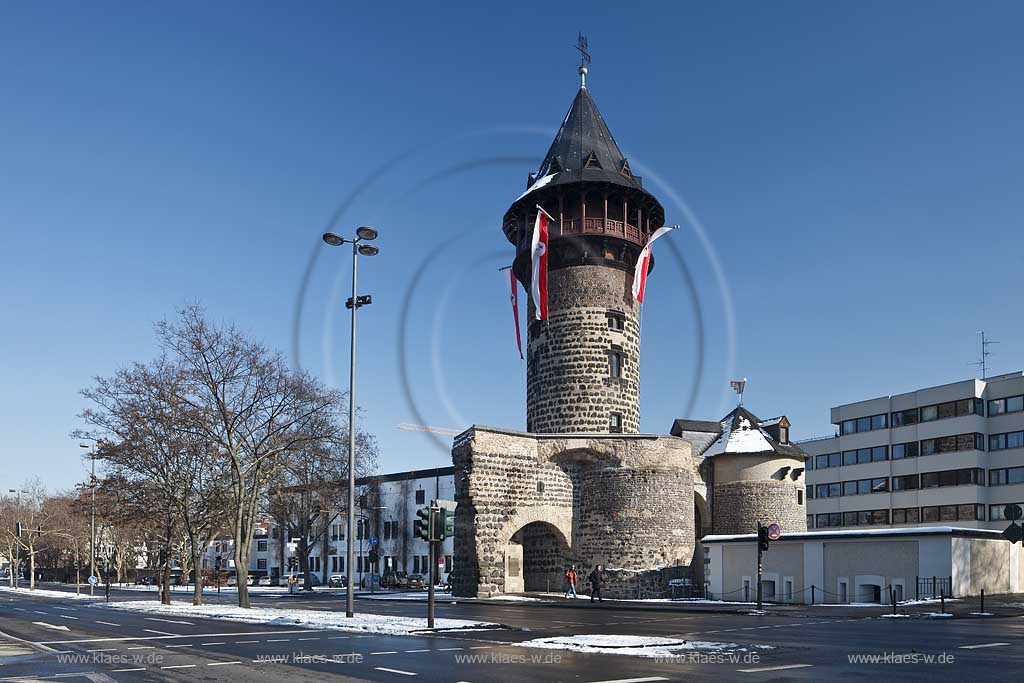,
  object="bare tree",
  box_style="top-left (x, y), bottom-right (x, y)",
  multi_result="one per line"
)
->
top-left (157, 306), bottom-right (348, 608)
top-left (0, 495), bottom-right (21, 587)
top-left (12, 479), bottom-right (54, 590)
